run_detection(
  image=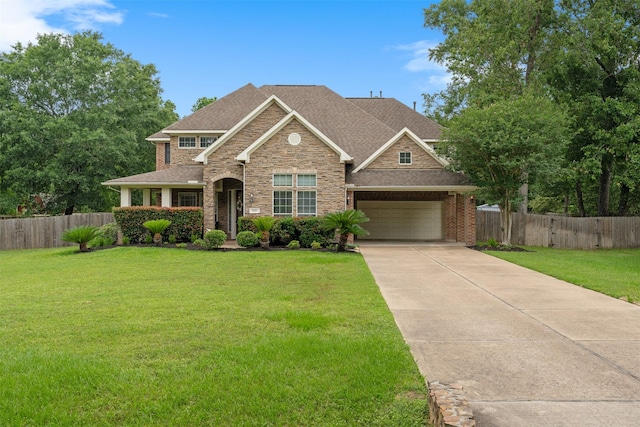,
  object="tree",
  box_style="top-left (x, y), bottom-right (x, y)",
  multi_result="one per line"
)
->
top-left (442, 95), bottom-right (569, 244)
top-left (0, 31), bottom-right (178, 215)
top-left (322, 210), bottom-right (370, 252)
top-left (547, 0), bottom-right (640, 216)
top-left (191, 96), bottom-right (217, 112)
top-left (424, 0), bottom-right (558, 212)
